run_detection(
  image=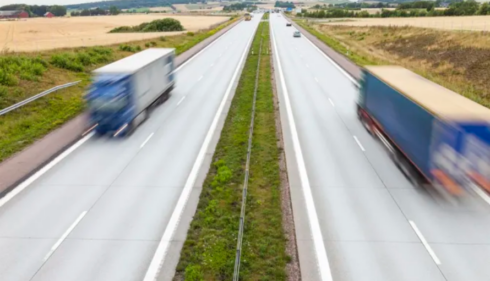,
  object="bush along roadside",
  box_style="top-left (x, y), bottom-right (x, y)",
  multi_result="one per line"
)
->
top-left (0, 16), bottom-right (240, 164)
top-left (174, 20), bottom-right (290, 281)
